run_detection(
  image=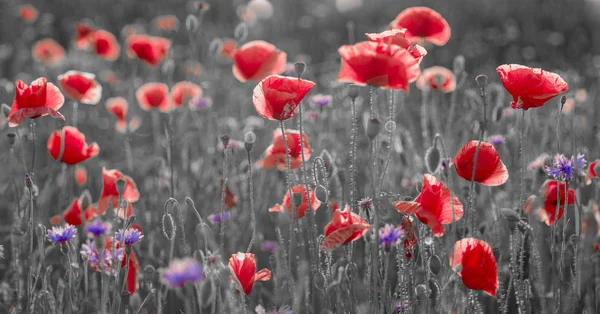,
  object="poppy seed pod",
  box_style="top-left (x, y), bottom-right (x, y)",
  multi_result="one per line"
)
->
top-left (429, 255), bottom-right (442, 275)
top-left (425, 145), bottom-right (441, 174)
top-left (7, 133), bottom-right (16, 146)
top-left (347, 84), bottom-right (360, 100)
top-left (453, 55), bottom-right (465, 74)
top-left (126, 214), bottom-right (136, 228)
top-left (292, 192), bottom-right (304, 208)
top-left (115, 178), bottom-right (126, 196)
top-left (244, 131), bottom-right (256, 152)
top-left (475, 75), bottom-right (488, 89)
top-left (492, 104), bottom-right (503, 123)
top-left (162, 213), bottom-right (176, 240)
top-left (560, 95), bottom-right (567, 110)
top-left (79, 190), bottom-right (92, 209)
top-left (221, 135), bottom-right (230, 149)
top-left (366, 118), bottom-right (381, 139)
top-left (185, 197), bottom-right (195, 209)
top-left (315, 185), bottom-right (328, 203)
top-left (294, 61), bottom-right (306, 76)
top-left (25, 173), bottom-right (33, 189)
